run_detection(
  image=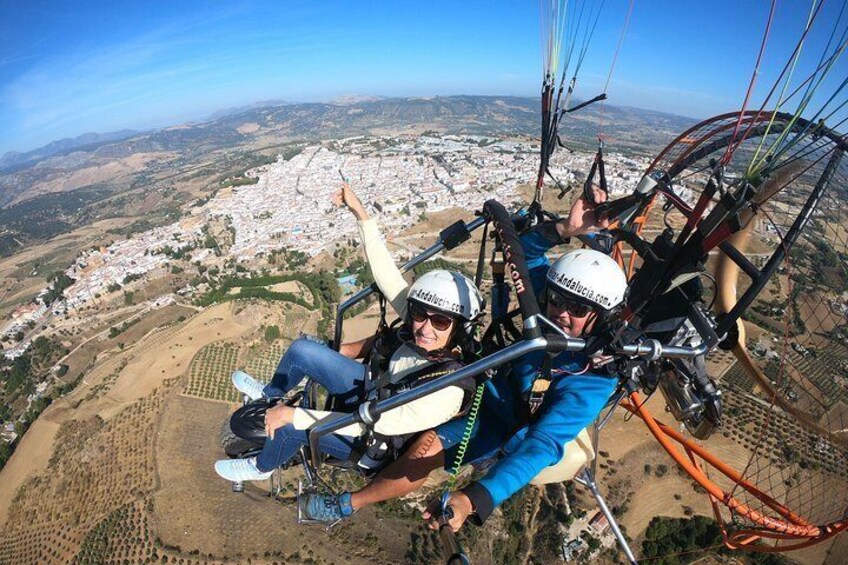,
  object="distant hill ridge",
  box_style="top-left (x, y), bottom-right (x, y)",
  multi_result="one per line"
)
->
top-left (2, 96), bottom-right (696, 173)
top-left (0, 96), bottom-right (698, 215)
top-left (0, 130), bottom-right (140, 173)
